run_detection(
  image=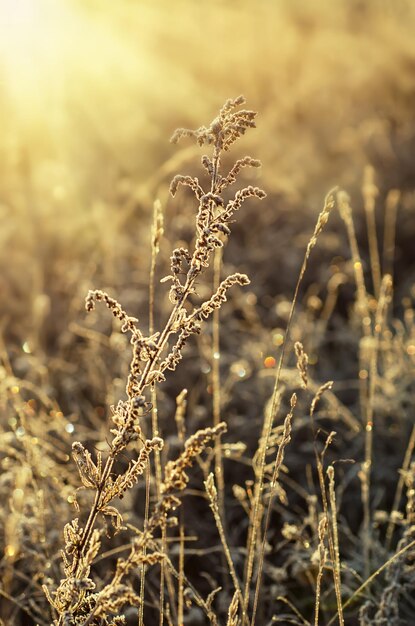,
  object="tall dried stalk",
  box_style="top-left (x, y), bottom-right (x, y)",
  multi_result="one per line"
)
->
top-left (338, 190), bottom-right (394, 579)
top-left (382, 189), bottom-right (400, 282)
top-left (177, 523), bottom-right (185, 626)
top-left (361, 273), bottom-right (393, 578)
top-left (313, 430), bottom-right (342, 626)
top-left (314, 515), bottom-right (328, 626)
top-left (176, 390), bottom-right (186, 626)
top-left (362, 166), bottom-right (381, 298)
top-left (250, 394), bottom-right (296, 625)
top-left (337, 191), bottom-right (371, 333)
top-left (150, 198), bottom-right (164, 493)
top-left (327, 466), bottom-right (344, 626)
top-left (337, 191), bottom-right (371, 427)
top-left (212, 246), bottom-right (226, 523)
top-left (139, 466), bottom-right (151, 626)
top-left (142, 199), bottom-right (164, 626)
top-left (304, 377), bottom-right (341, 626)
top-left (244, 189), bottom-right (337, 626)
